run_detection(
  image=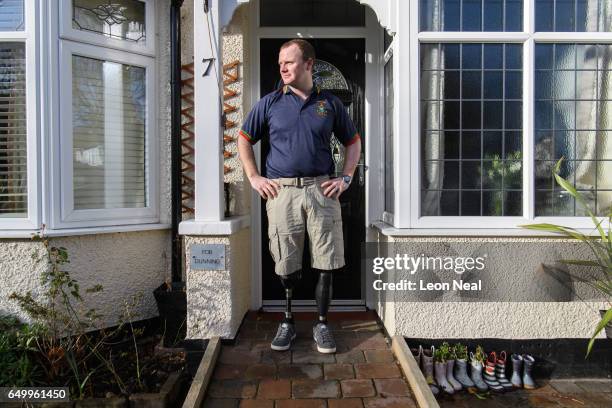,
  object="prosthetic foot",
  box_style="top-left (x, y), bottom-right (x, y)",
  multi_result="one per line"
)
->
top-left (271, 270), bottom-right (301, 351)
top-left (313, 270), bottom-right (336, 353)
